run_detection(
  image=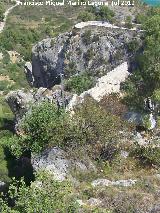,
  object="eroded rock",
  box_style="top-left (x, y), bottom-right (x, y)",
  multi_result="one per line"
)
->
top-left (91, 179), bottom-right (137, 187)
top-left (31, 26), bottom-right (141, 88)
top-left (32, 147), bottom-right (96, 182)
